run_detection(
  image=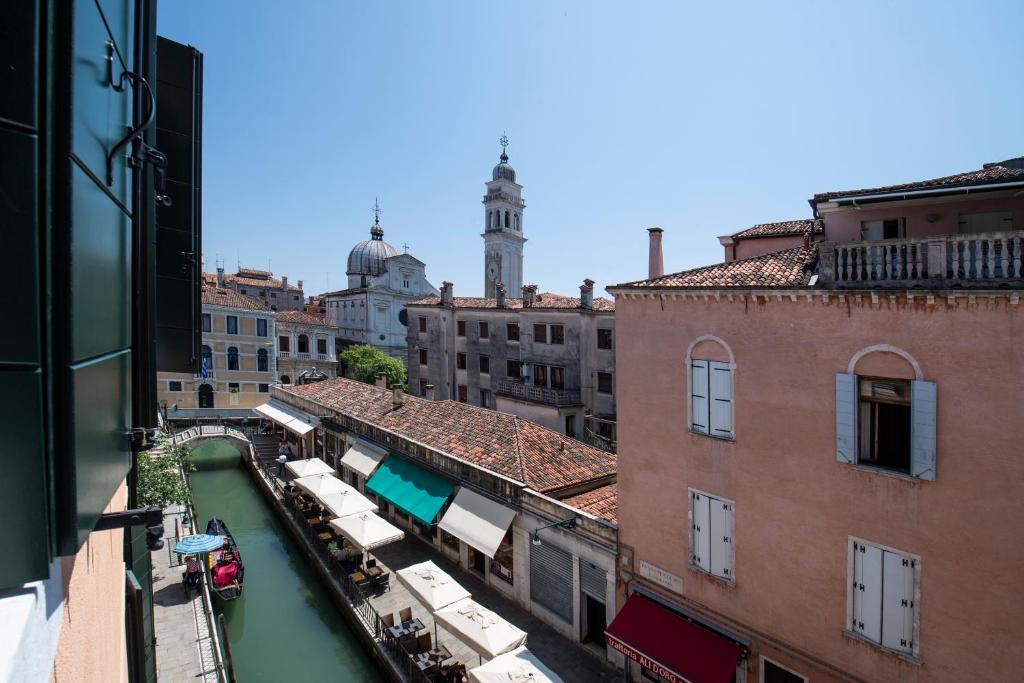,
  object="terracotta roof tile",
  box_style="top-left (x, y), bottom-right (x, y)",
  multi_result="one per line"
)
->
top-left (276, 309), bottom-right (330, 326)
top-left (201, 286), bottom-right (271, 311)
top-left (409, 292), bottom-right (615, 311)
top-left (563, 484), bottom-right (617, 525)
top-left (814, 159), bottom-right (1024, 201)
top-left (616, 246), bottom-right (818, 289)
top-left (731, 219), bottom-right (823, 240)
top-left (283, 379), bottom-right (616, 493)
top-left (228, 274), bottom-right (301, 291)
